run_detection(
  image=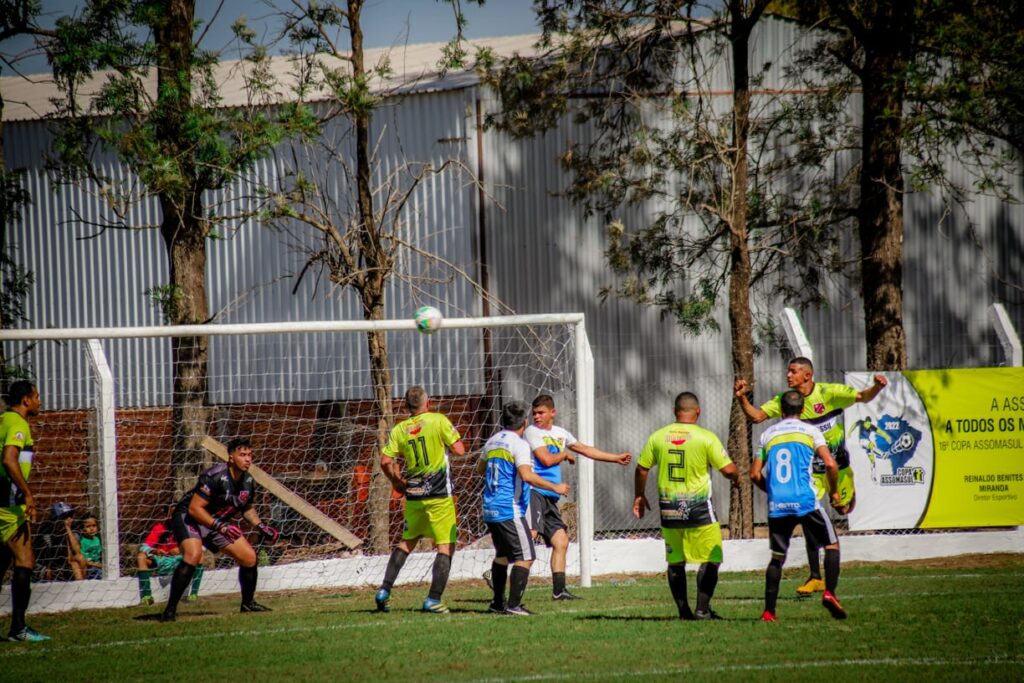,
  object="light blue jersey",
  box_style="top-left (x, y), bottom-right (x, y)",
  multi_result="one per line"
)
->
top-left (758, 418), bottom-right (828, 518)
top-left (524, 424), bottom-right (576, 500)
top-left (481, 429), bottom-right (534, 523)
